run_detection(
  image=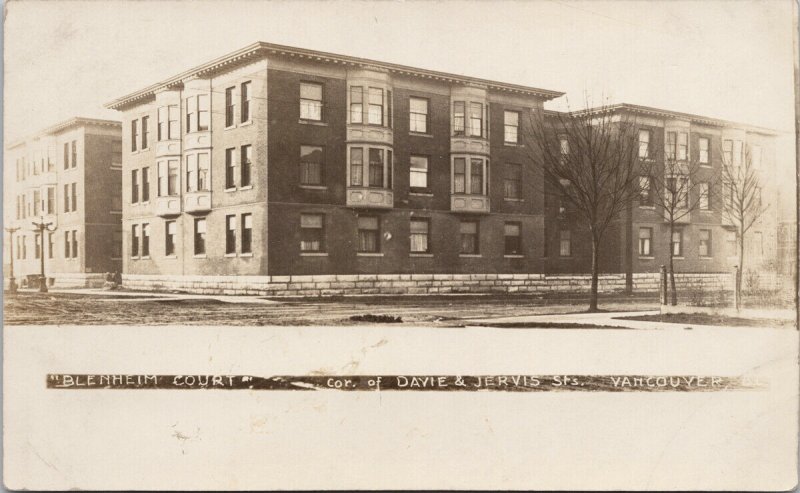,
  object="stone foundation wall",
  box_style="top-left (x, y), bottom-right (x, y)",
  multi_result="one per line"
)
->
top-left (50, 273), bottom-right (106, 288)
top-left (122, 272), bottom-right (734, 297)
